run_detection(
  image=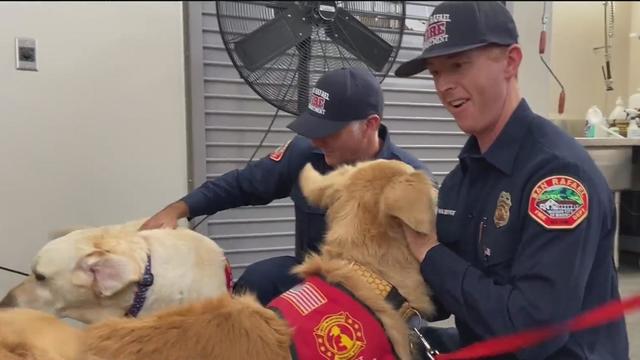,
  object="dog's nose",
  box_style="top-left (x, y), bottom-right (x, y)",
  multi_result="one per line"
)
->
top-left (0, 293), bottom-right (16, 308)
